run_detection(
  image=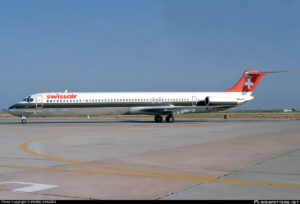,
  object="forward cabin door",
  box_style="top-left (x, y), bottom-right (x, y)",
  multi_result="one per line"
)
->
top-left (36, 95), bottom-right (43, 108)
top-left (192, 96), bottom-right (197, 106)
